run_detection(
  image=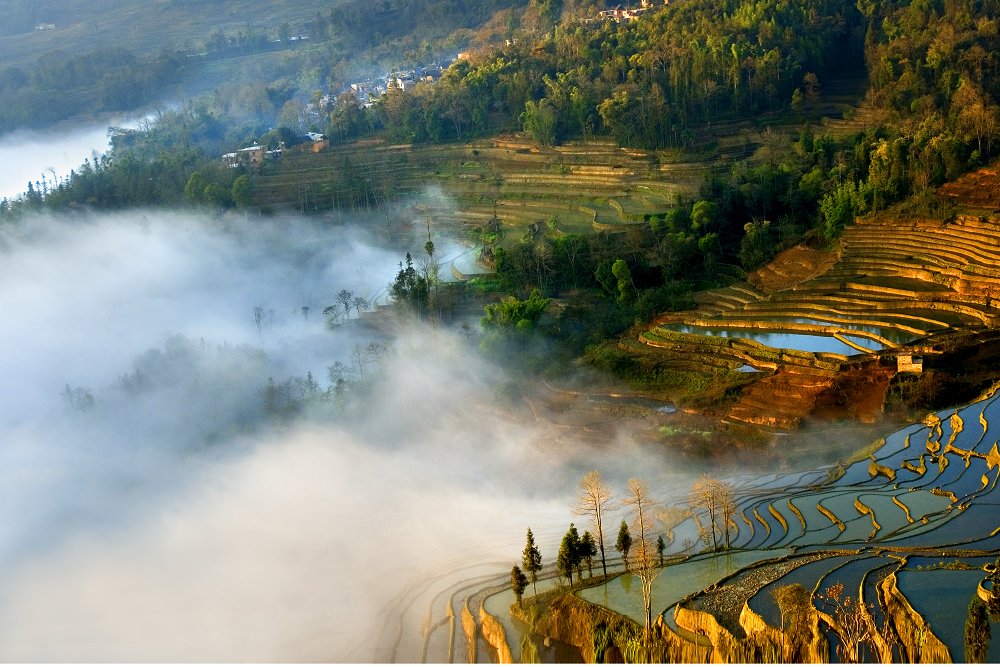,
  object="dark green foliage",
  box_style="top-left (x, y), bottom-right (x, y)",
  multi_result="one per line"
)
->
top-left (390, 253), bottom-right (430, 316)
top-left (231, 175), bottom-right (252, 208)
top-left (633, 281), bottom-right (694, 322)
top-left (656, 535), bottom-right (665, 567)
top-left (511, 564), bottom-right (529, 606)
top-left (522, 528), bottom-right (543, 594)
top-left (557, 522), bottom-right (581, 584)
top-left (965, 596), bottom-right (991, 663)
top-left (989, 558), bottom-right (1000, 617)
top-left (615, 519), bottom-right (632, 569)
top-left (522, 99), bottom-right (558, 147)
top-left (482, 289), bottom-right (550, 331)
top-left (738, 219), bottom-right (774, 271)
top-left (579, 530), bottom-right (597, 578)
top-left (611, 259), bottom-right (636, 307)
top-left (0, 47), bottom-right (184, 132)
